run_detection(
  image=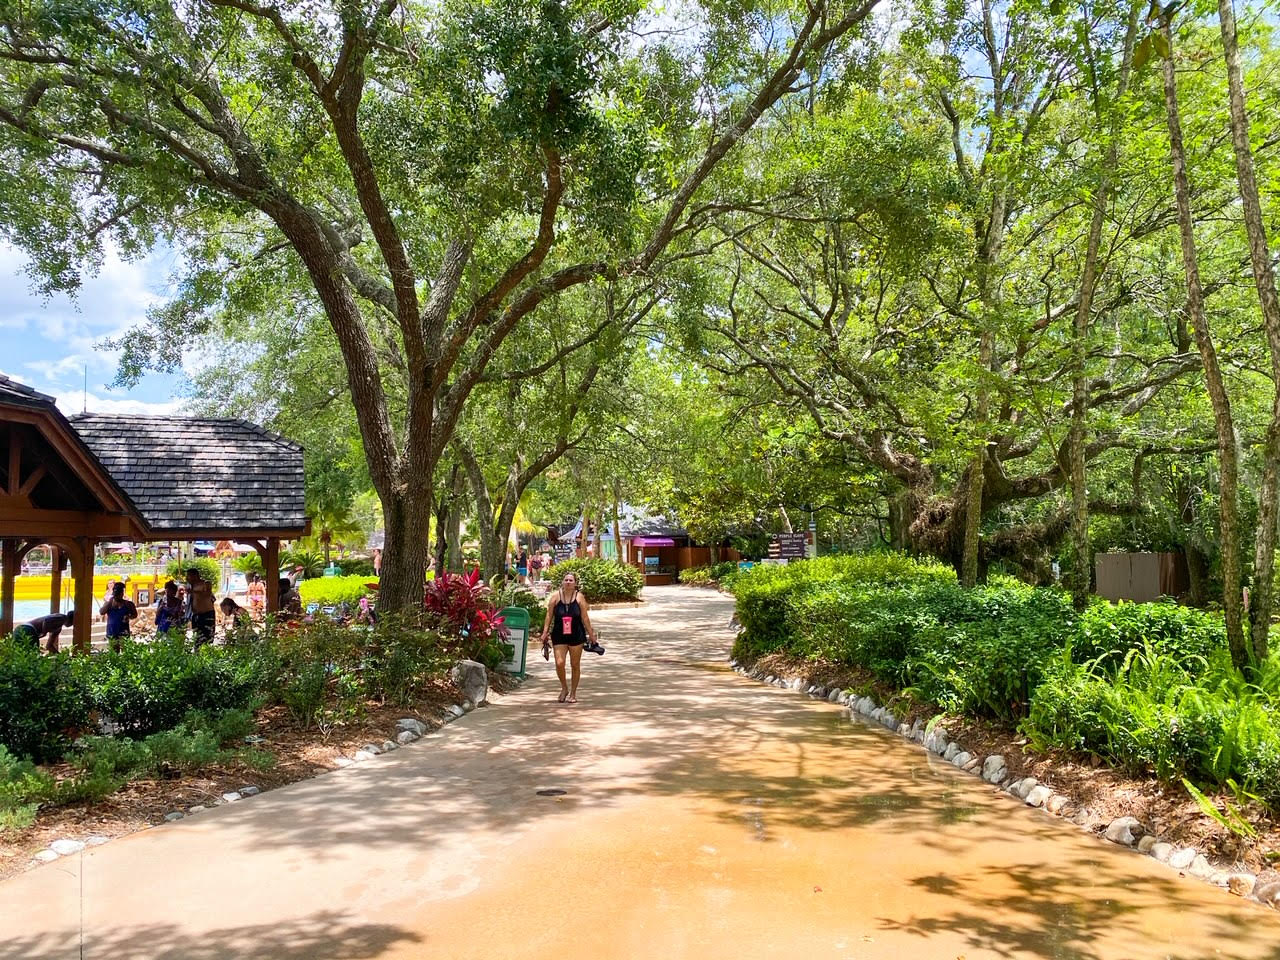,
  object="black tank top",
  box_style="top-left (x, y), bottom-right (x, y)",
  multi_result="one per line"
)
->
top-left (552, 597), bottom-right (586, 642)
